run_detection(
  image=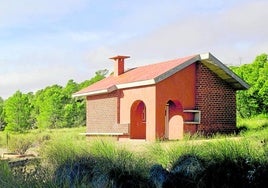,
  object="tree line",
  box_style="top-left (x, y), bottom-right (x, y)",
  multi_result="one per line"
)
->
top-left (0, 70), bottom-right (108, 132)
top-left (231, 53), bottom-right (268, 118)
